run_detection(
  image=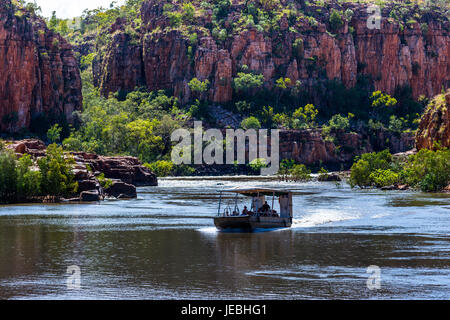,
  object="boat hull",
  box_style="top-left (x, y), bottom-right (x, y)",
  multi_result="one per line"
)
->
top-left (214, 216), bottom-right (292, 231)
